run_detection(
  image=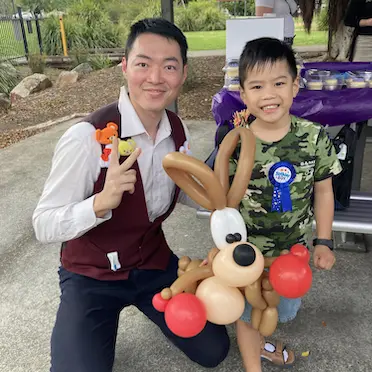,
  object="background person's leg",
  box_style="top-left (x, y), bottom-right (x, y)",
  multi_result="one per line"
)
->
top-left (50, 267), bottom-right (135, 372)
top-left (134, 253), bottom-right (230, 368)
